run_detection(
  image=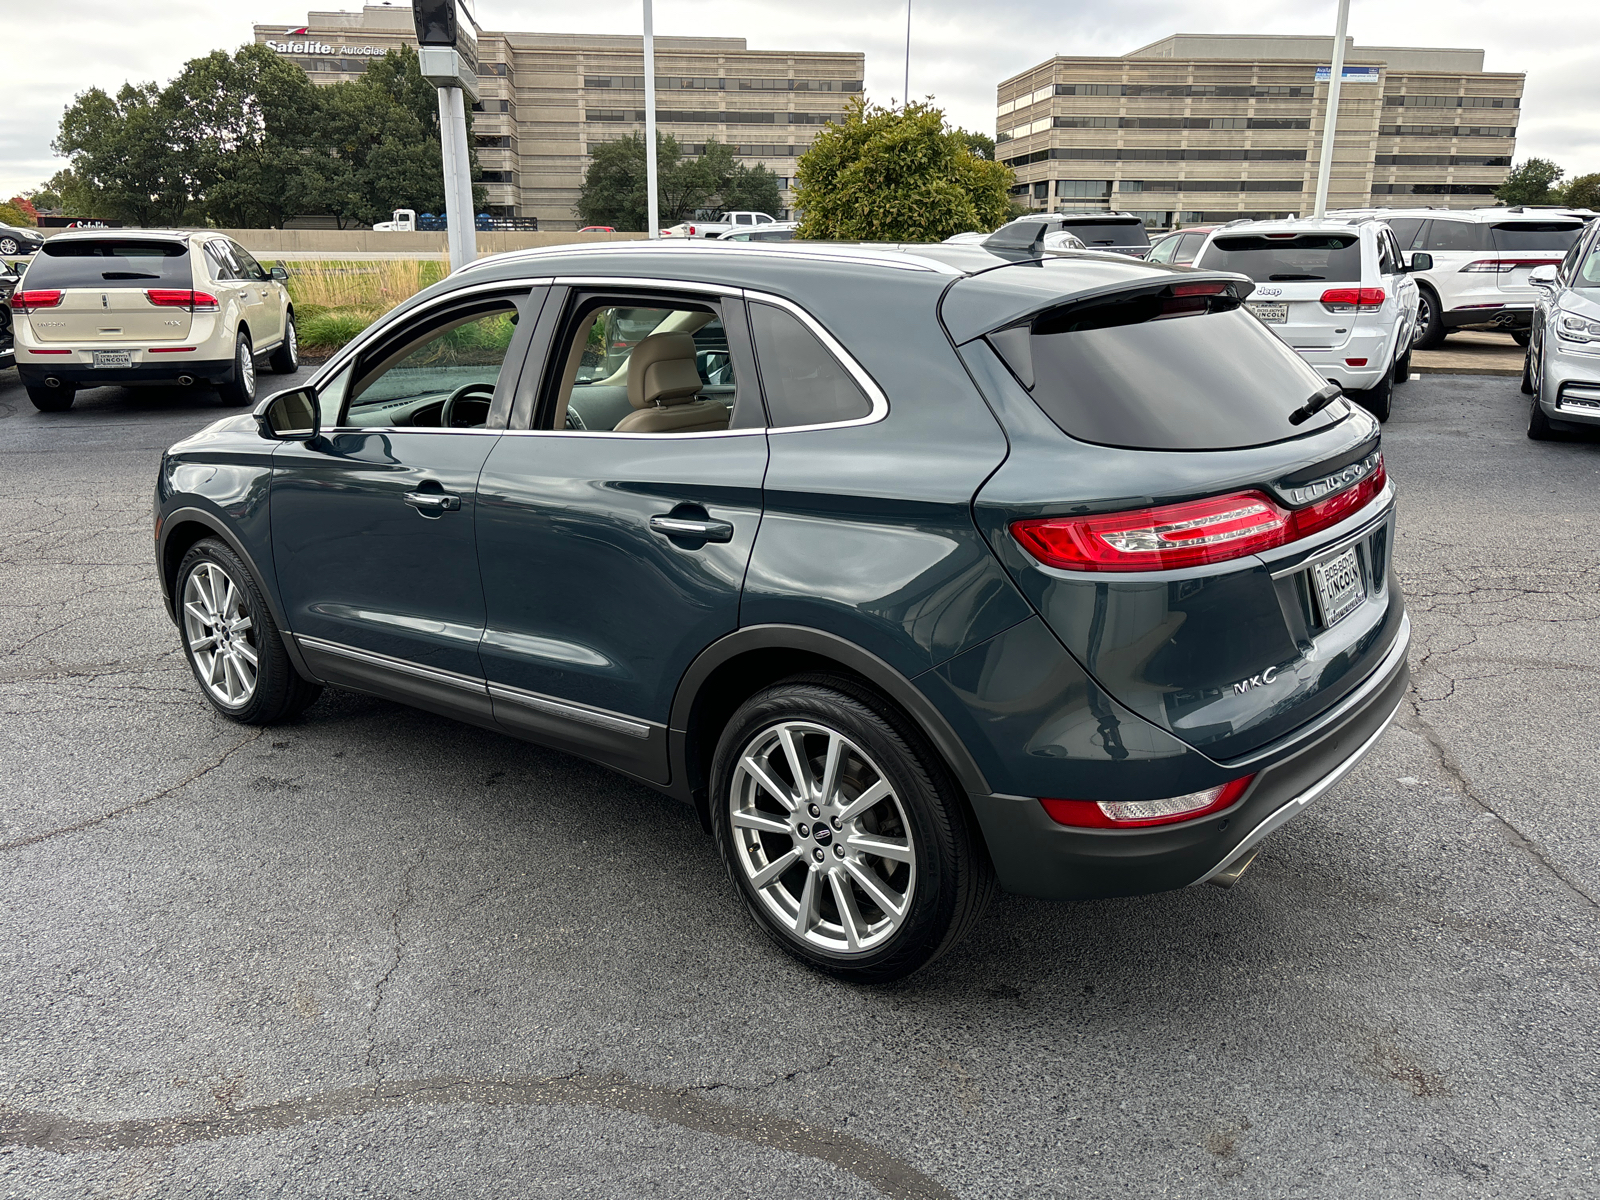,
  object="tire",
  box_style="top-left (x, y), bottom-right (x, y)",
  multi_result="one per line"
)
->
top-left (710, 676), bottom-right (994, 983)
top-left (25, 384), bottom-right (75, 412)
top-left (1414, 287), bottom-right (1446, 349)
top-left (0, 237), bottom-right (18, 256)
top-left (1511, 329), bottom-right (1531, 348)
top-left (1520, 350), bottom-right (1535, 395)
top-left (1393, 347), bottom-right (1412, 385)
top-left (1528, 395), bottom-right (1556, 440)
top-left (267, 313), bottom-right (299, 374)
top-left (1350, 364), bottom-right (1393, 423)
top-left (175, 538), bottom-right (322, 724)
top-left (216, 329), bottom-right (257, 407)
